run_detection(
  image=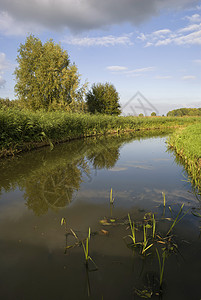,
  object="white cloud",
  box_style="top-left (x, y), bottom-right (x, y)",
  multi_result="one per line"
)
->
top-left (0, 75), bottom-right (6, 88)
top-left (106, 65), bottom-right (155, 77)
top-left (184, 13), bottom-right (201, 23)
top-left (155, 75), bottom-right (172, 79)
top-left (193, 59), bottom-right (201, 64)
top-left (106, 66), bottom-right (128, 71)
top-left (178, 22), bottom-right (201, 33)
top-left (62, 34), bottom-right (133, 47)
top-left (125, 67), bottom-right (155, 74)
top-left (0, 0), bottom-right (198, 34)
top-left (137, 22), bottom-right (201, 47)
top-left (182, 75), bottom-right (196, 80)
top-left (0, 52), bottom-right (10, 88)
top-left (107, 66), bottom-right (156, 77)
top-left (152, 29), bottom-right (172, 37)
top-left (0, 52), bottom-right (9, 71)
